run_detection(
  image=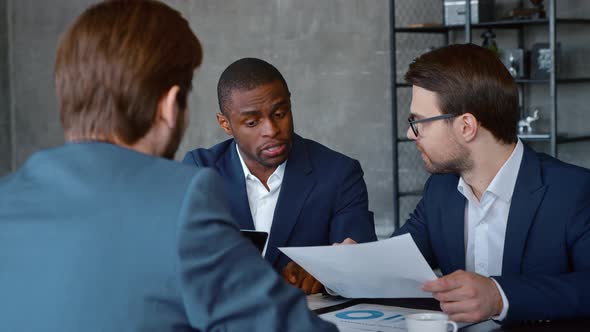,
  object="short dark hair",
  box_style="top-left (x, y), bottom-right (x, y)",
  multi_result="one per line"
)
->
top-left (55, 0), bottom-right (202, 144)
top-left (405, 44), bottom-right (518, 144)
top-left (217, 58), bottom-right (289, 114)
